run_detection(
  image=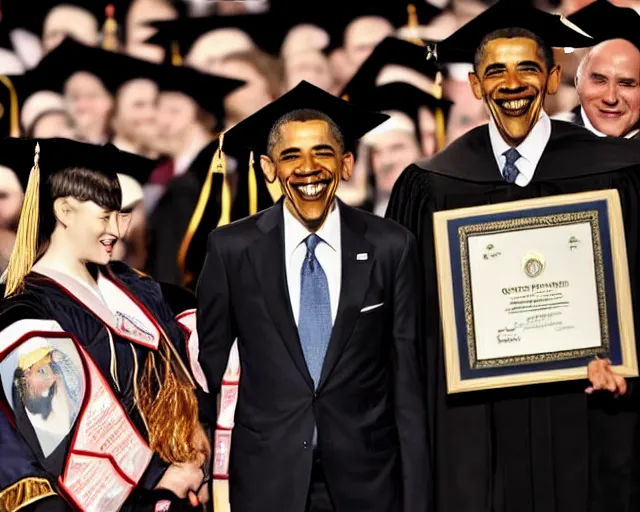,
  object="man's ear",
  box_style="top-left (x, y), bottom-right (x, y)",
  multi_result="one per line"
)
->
top-left (341, 152), bottom-right (355, 182)
top-left (53, 197), bottom-right (73, 227)
top-left (259, 154), bottom-right (277, 184)
top-left (546, 64), bottom-right (562, 95)
top-left (469, 72), bottom-right (483, 100)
